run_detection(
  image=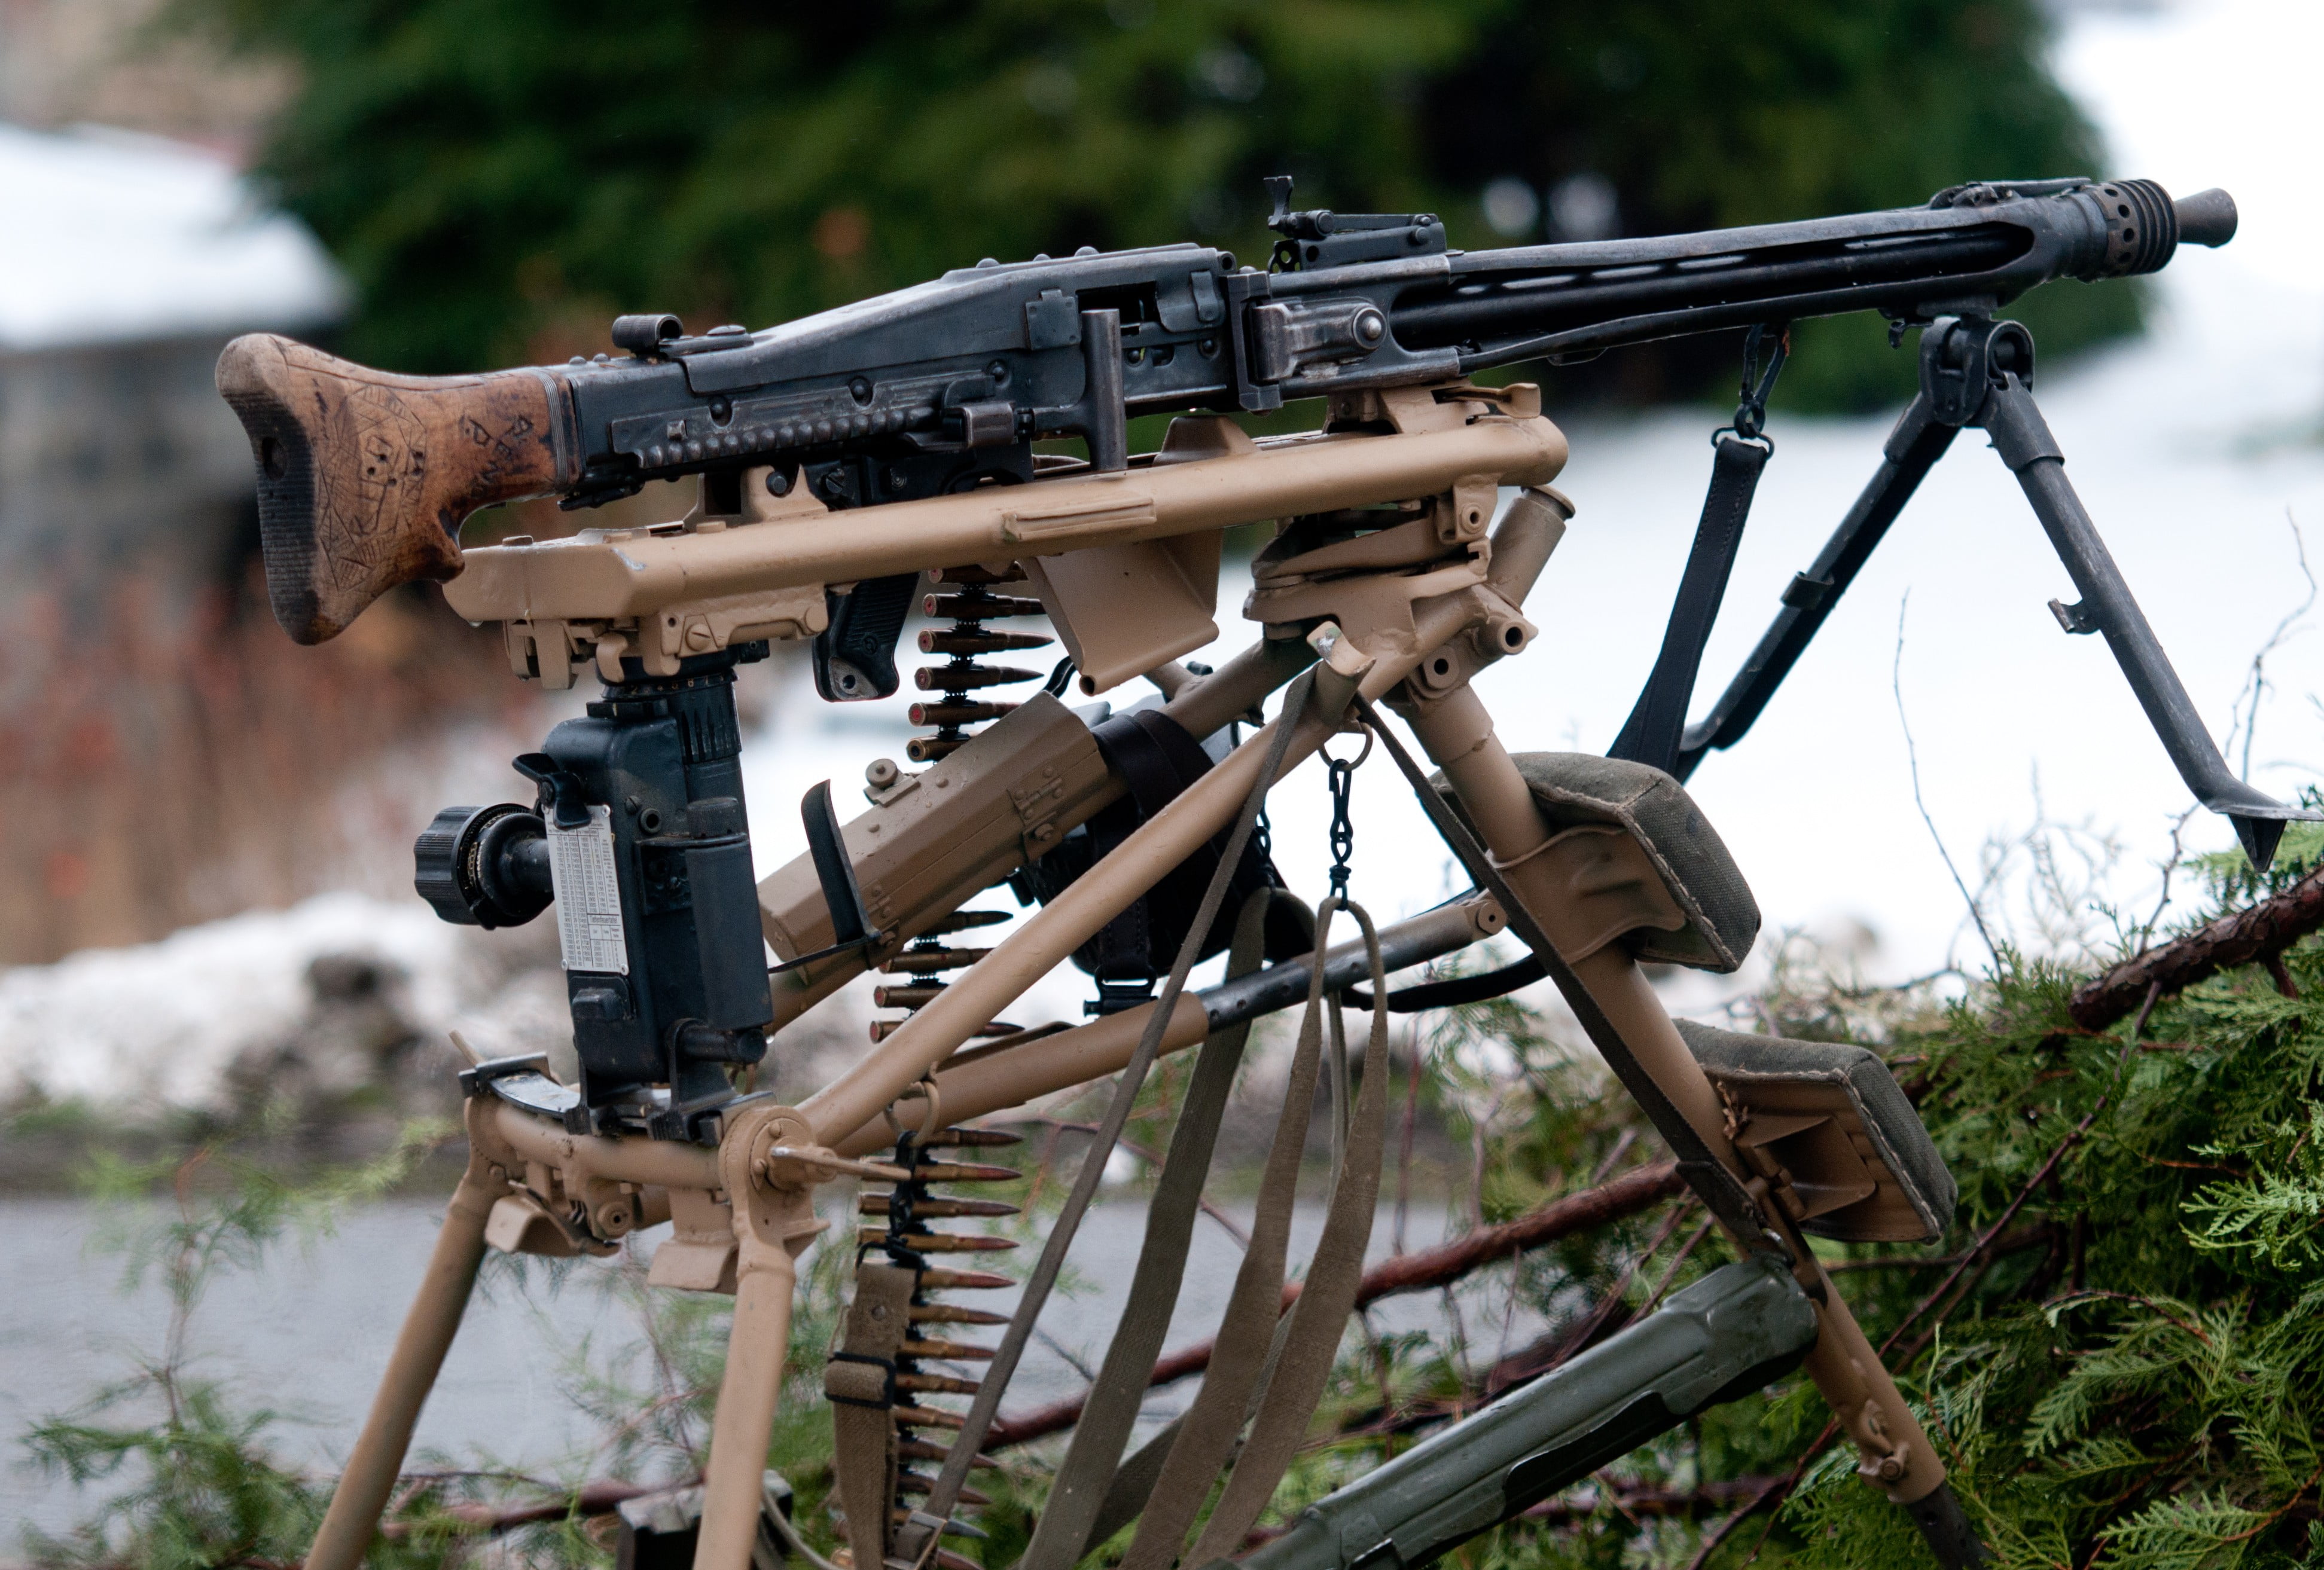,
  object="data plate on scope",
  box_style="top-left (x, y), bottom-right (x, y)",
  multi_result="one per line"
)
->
top-left (547, 806), bottom-right (629, 974)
